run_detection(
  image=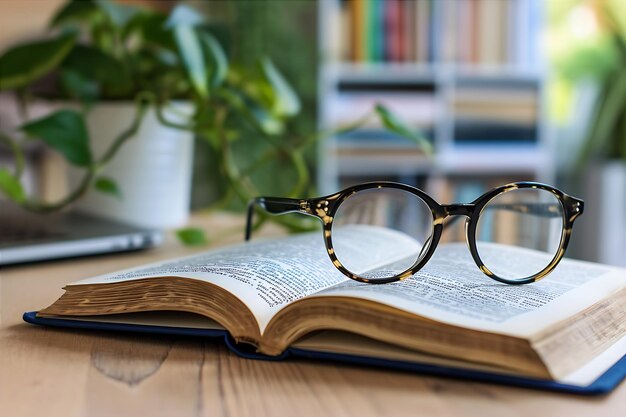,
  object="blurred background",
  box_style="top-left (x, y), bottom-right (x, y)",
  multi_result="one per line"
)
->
top-left (1, 0), bottom-right (625, 266)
